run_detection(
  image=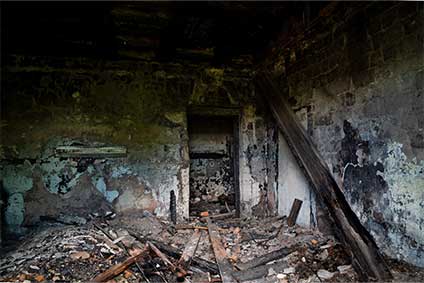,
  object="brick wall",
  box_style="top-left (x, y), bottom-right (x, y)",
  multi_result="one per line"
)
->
top-left (268, 2), bottom-right (424, 267)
